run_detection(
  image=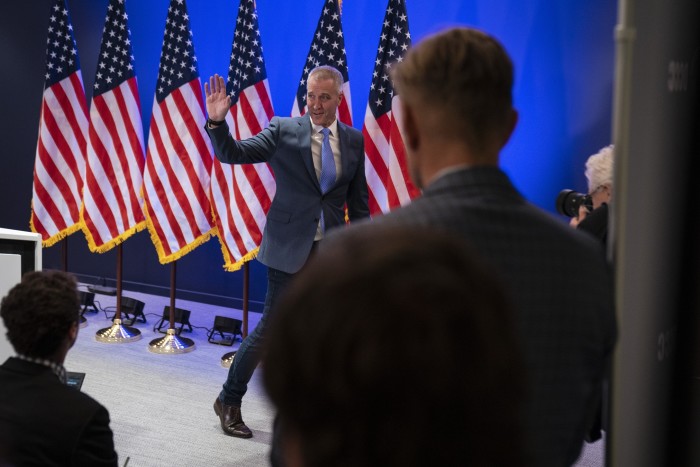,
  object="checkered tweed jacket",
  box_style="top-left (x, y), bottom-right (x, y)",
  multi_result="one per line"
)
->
top-left (339, 166), bottom-right (616, 467)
